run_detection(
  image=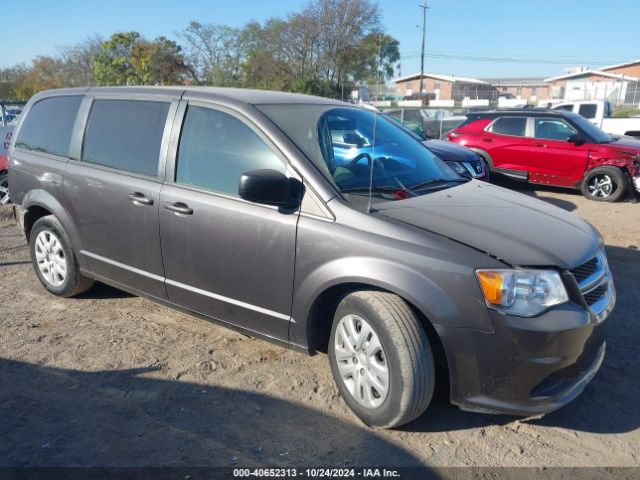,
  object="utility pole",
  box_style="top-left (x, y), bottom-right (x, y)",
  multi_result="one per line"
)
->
top-left (418, 2), bottom-right (428, 101)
